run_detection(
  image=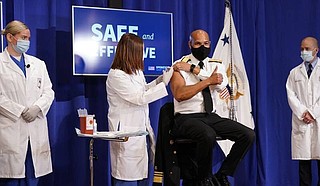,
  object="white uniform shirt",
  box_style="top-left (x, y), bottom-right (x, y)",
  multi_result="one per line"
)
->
top-left (173, 54), bottom-right (228, 114)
